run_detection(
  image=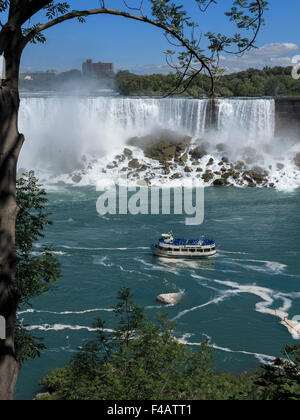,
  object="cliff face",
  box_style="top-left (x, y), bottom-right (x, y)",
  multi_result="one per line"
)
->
top-left (275, 98), bottom-right (300, 138)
